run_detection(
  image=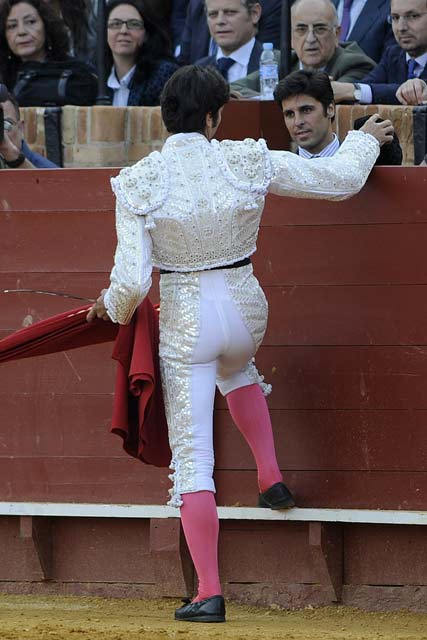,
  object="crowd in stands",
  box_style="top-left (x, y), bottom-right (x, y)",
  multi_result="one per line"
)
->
top-left (0, 0), bottom-right (426, 167)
